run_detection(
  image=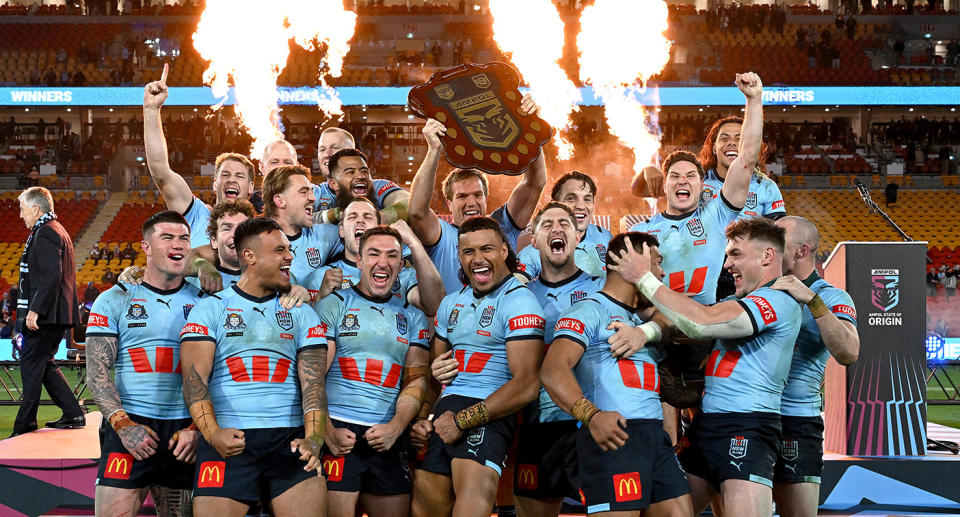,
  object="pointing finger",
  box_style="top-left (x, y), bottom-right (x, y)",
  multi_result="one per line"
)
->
top-left (160, 63), bottom-right (169, 85)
